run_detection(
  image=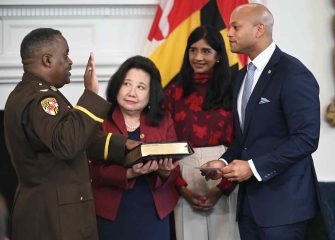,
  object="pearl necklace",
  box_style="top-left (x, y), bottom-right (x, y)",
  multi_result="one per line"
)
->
top-left (125, 122), bottom-right (140, 131)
